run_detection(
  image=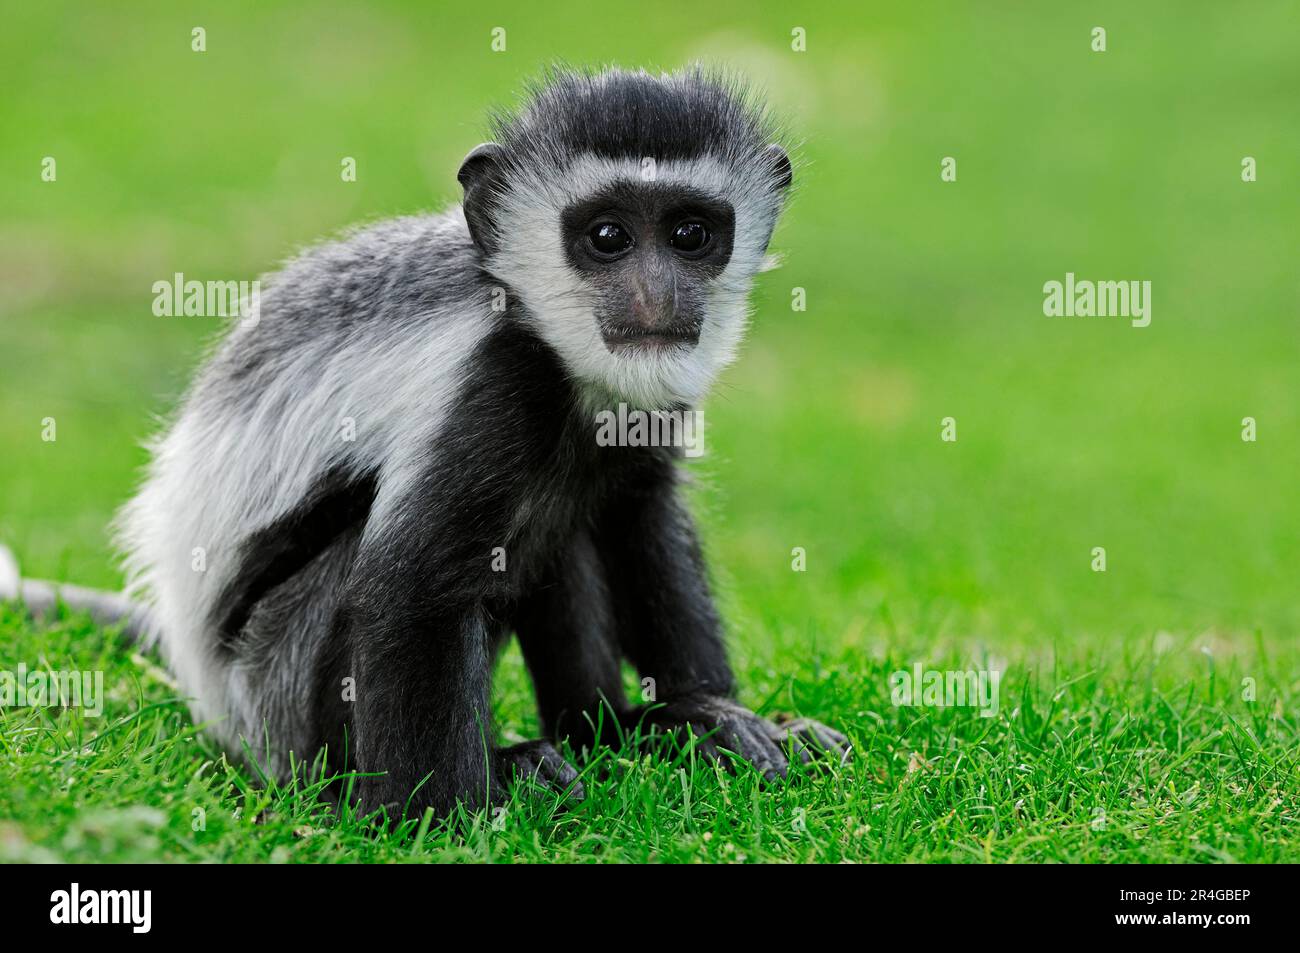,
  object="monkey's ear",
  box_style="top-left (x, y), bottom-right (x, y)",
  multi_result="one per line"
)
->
top-left (458, 142), bottom-right (508, 253)
top-left (764, 144), bottom-right (793, 191)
